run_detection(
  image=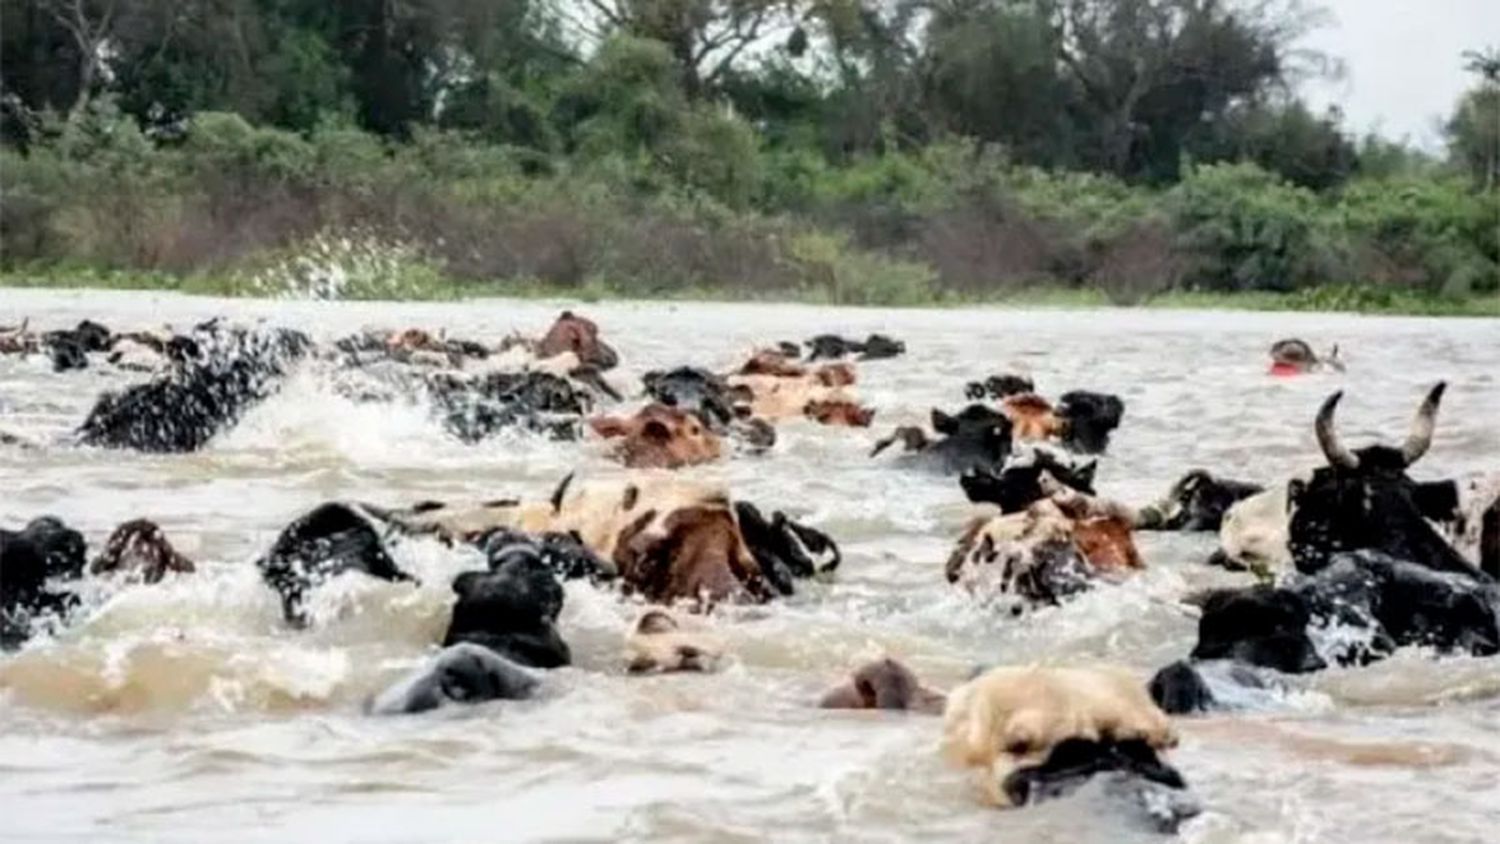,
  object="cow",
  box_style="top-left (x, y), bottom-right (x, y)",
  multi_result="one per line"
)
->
top-left (726, 351), bottom-right (872, 427)
top-left (1134, 470), bottom-right (1265, 532)
top-left (1156, 384), bottom-right (1500, 685)
top-left (1288, 383), bottom-right (1496, 579)
top-left (624, 608), bottom-right (725, 673)
top-left (803, 333), bottom-right (906, 361)
top-left (946, 483), bottom-right (1143, 610)
top-left (641, 366), bottom-right (777, 453)
top-left (384, 475), bottom-right (840, 606)
top-left (960, 445), bottom-right (1099, 514)
top-left (441, 531), bottom-right (572, 668)
top-left (1269, 338), bottom-right (1343, 376)
top-left (1056, 391), bottom-right (1125, 454)
top-left (255, 502), bottom-right (421, 627)
top-left (941, 665), bottom-right (1196, 831)
top-left (89, 519), bottom-right (195, 583)
top-left (871, 405), bottom-right (1013, 476)
top-left (77, 323), bottom-right (312, 453)
top-left (965, 374), bottom-right (1036, 402)
top-left (2, 516), bottom-right (86, 648)
top-left (367, 642), bottom-right (541, 715)
top-left (818, 657), bottom-right (946, 714)
top-left (589, 404), bottom-right (724, 469)
top-left (961, 377), bottom-right (1124, 455)
top-left (0, 319), bottom-right (112, 372)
